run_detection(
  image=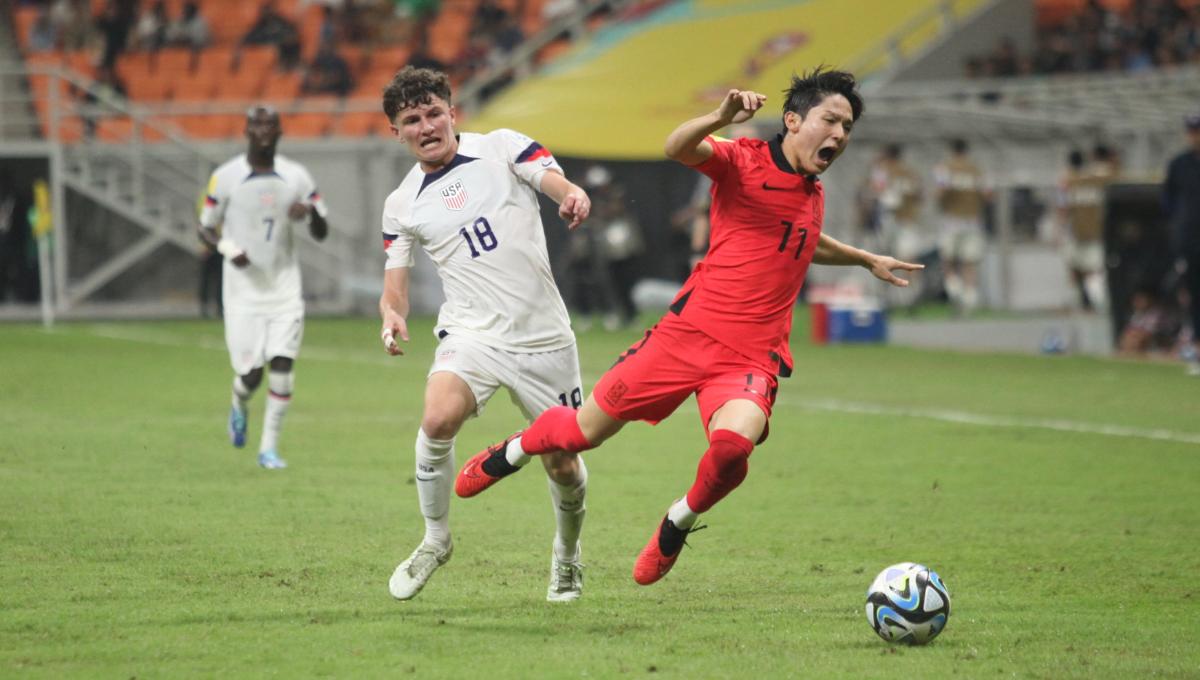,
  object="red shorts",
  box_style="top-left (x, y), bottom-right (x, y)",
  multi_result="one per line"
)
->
top-left (592, 315), bottom-right (778, 441)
